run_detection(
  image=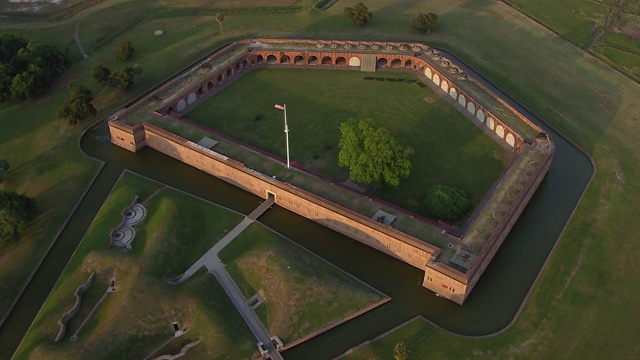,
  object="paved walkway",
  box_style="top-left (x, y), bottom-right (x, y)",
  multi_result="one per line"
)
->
top-left (173, 197), bottom-right (282, 359)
